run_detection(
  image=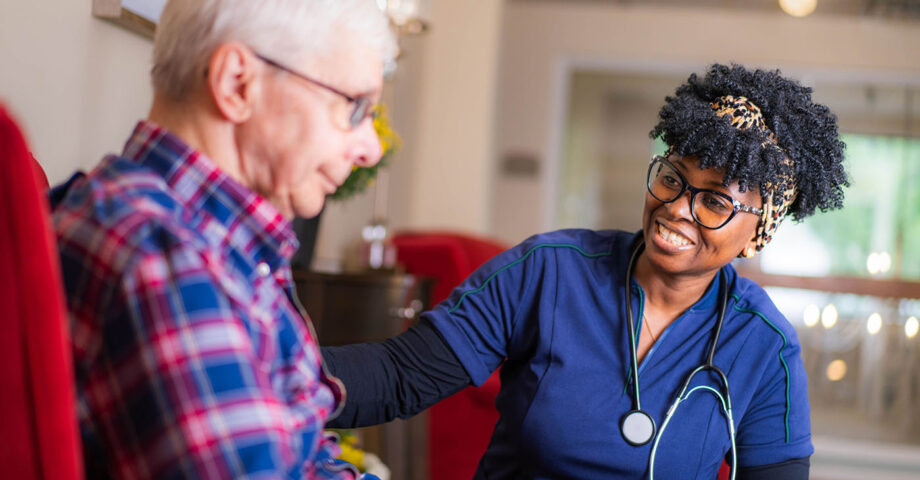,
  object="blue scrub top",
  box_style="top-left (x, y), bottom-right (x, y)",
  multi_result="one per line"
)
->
top-left (425, 229), bottom-right (813, 479)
